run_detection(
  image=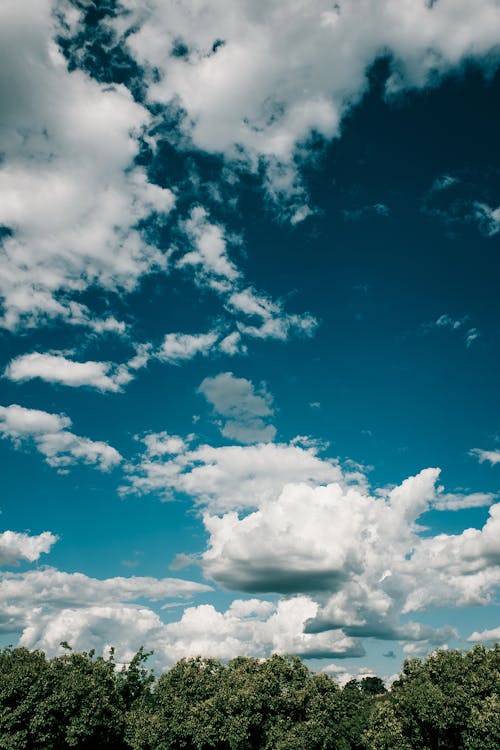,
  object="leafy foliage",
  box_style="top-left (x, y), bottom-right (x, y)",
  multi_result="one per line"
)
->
top-left (0, 644), bottom-right (497, 749)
